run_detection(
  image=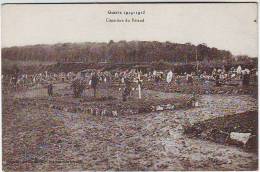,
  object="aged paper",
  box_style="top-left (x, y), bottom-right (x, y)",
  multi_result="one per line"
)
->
top-left (1, 3), bottom-right (258, 171)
